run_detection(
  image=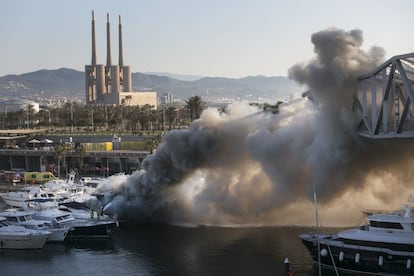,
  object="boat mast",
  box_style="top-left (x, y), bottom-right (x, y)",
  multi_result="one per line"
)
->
top-left (312, 186), bottom-right (322, 276)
